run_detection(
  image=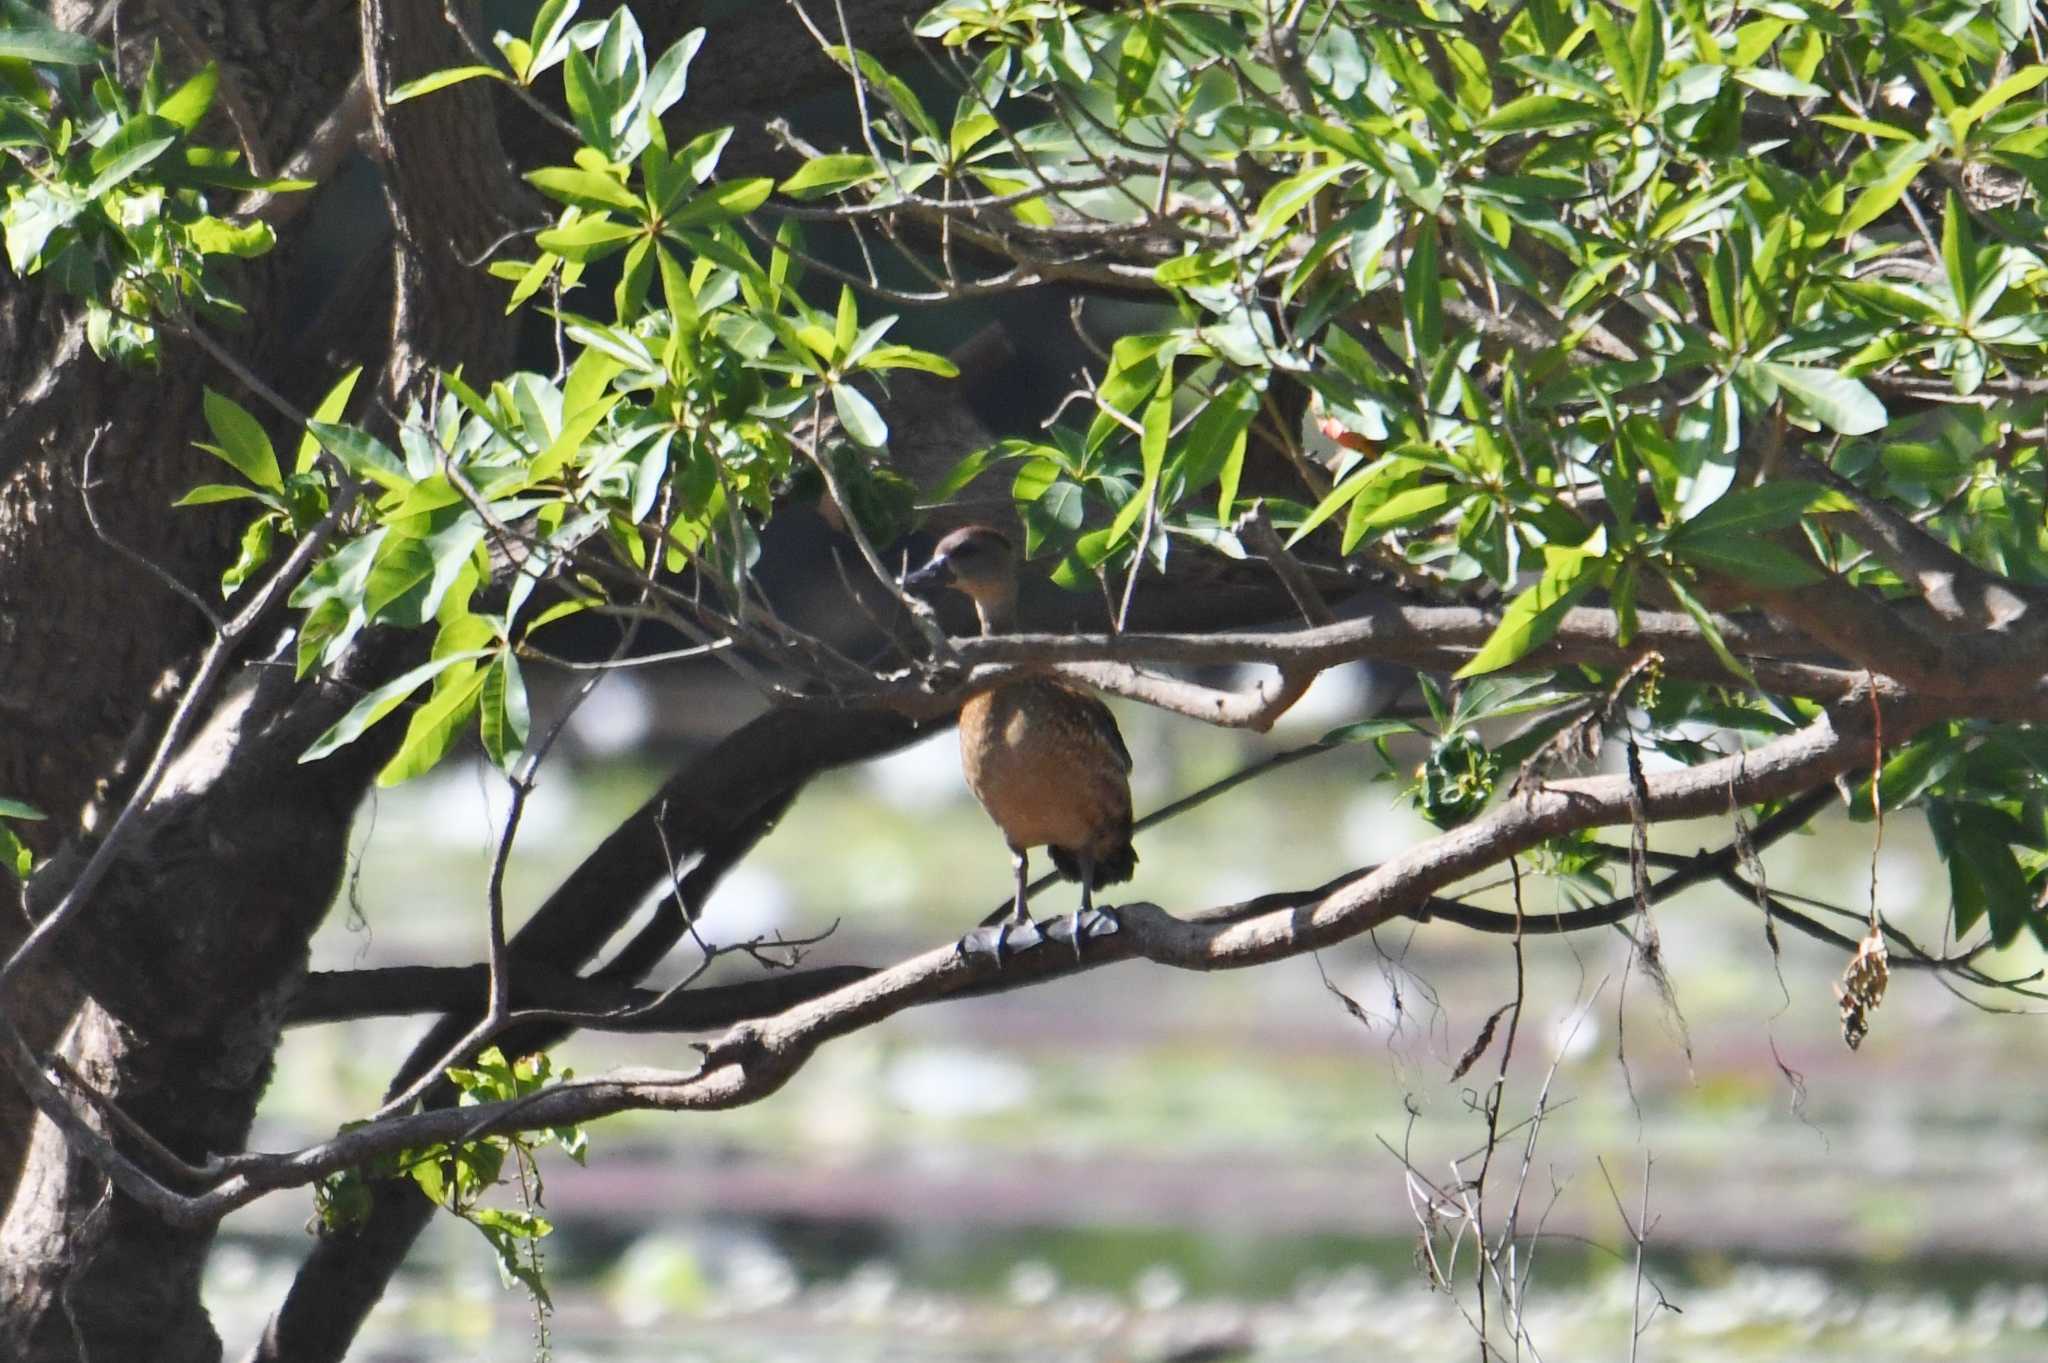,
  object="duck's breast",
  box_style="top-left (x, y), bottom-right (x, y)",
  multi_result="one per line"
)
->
top-left (959, 681), bottom-right (1130, 854)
